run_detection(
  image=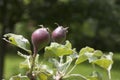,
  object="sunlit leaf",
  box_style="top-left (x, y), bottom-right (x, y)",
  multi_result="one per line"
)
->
top-left (93, 50), bottom-right (103, 57)
top-left (3, 33), bottom-right (31, 54)
top-left (38, 72), bottom-right (48, 80)
top-left (75, 46), bottom-right (94, 64)
top-left (44, 40), bottom-right (73, 58)
top-left (75, 54), bottom-right (88, 64)
top-left (80, 46), bottom-right (94, 55)
top-left (9, 74), bottom-right (29, 80)
top-left (85, 52), bottom-right (96, 63)
top-left (93, 52), bottom-right (113, 70)
top-left (94, 59), bottom-right (112, 70)
top-left (65, 40), bottom-right (72, 49)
